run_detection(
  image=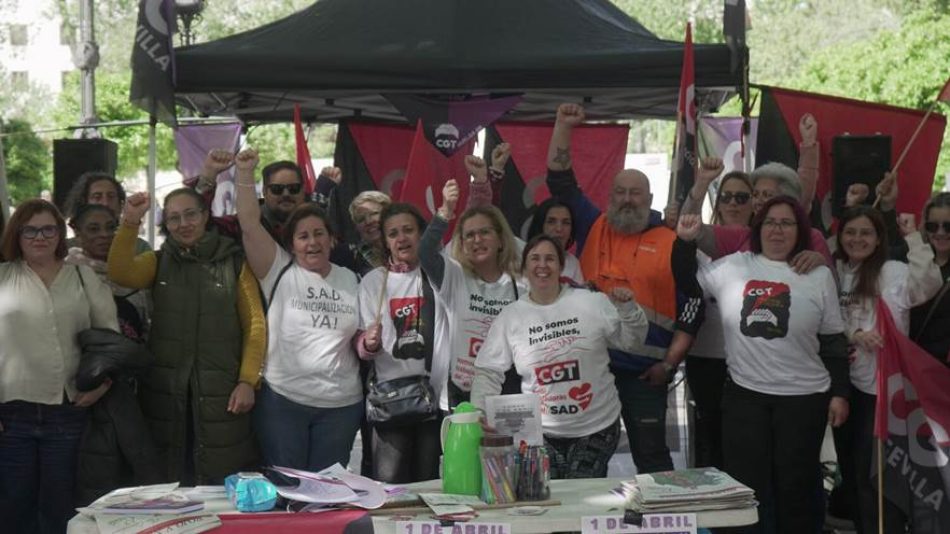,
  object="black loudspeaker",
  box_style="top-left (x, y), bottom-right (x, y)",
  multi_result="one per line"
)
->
top-left (53, 138), bottom-right (118, 212)
top-left (831, 135), bottom-right (891, 217)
